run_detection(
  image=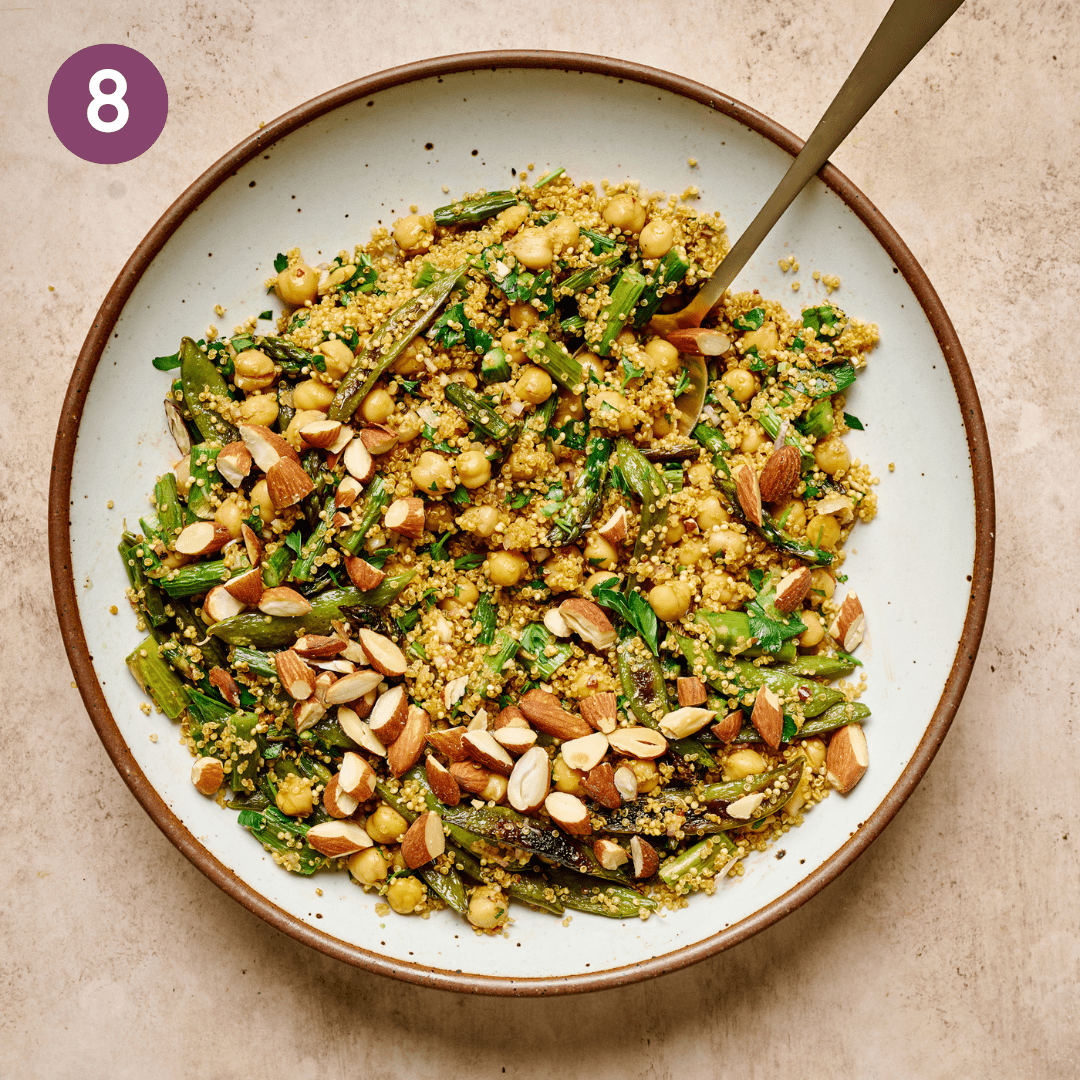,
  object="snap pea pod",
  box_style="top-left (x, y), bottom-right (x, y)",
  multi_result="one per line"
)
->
top-left (772, 655), bottom-right (859, 680)
top-left (545, 435), bottom-right (612, 546)
top-left (593, 267), bottom-right (646, 356)
top-left (230, 645), bottom-right (278, 680)
top-left (658, 833), bottom-right (737, 890)
top-left (544, 867), bottom-right (658, 919)
top-left (449, 845), bottom-right (565, 916)
top-left (118, 534), bottom-right (168, 627)
top-left (523, 330), bottom-right (585, 393)
top-left (767, 700), bottom-right (870, 742)
top-left (208, 575), bottom-right (416, 648)
top-left (615, 438), bottom-right (669, 565)
top-left (126, 638), bottom-right (188, 720)
top-left (186, 443), bottom-right (221, 521)
top-left (179, 337), bottom-right (238, 444)
top-left (403, 767), bottom-right (506, 855)
top-left (616, 633), bottom-right (669, 728)
top-left (337, 474), bottom-right (390, 555)
top-left (290, 492), bottom-right (336, 582)
top-left (159, 558), bottom-right (238, 597)
top-left (672, 737), bottom-right (716, 771)
top-left (444, 383), bottom-right (511, 441)
top-left (433, 190), bottom-right (520, 226)
top-left (633, 247), bottom-right (691, 327)
top-left (329, 265), bottom-right (467, 422)
top-left (261, 543), bottom-right (293, 588)
top-left (236, 808), bottom-right (325, 875)
top-left (694, 610), bottom-right (797, 662)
